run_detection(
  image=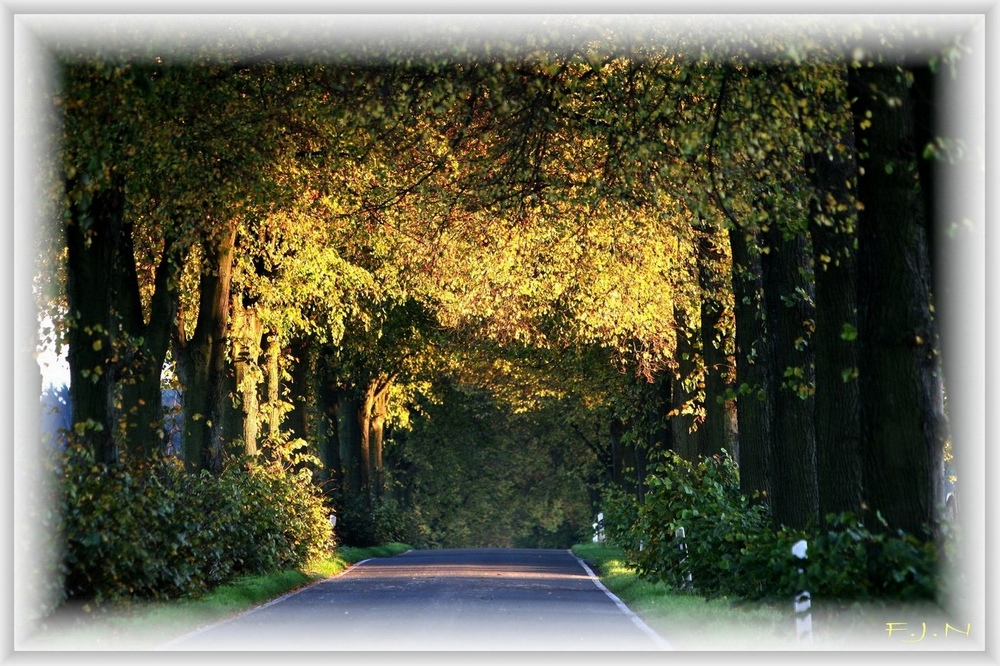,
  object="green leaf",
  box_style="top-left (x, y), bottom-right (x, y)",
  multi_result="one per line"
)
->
top-left (840, 322), bottom-right (858, 341)
top-left (841, 367), bottom-right (860, 382)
